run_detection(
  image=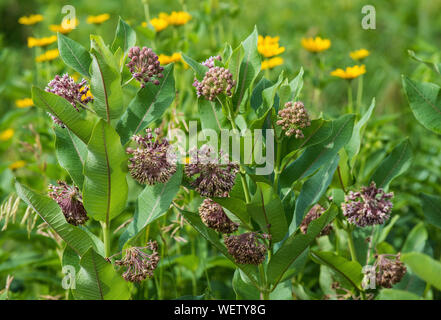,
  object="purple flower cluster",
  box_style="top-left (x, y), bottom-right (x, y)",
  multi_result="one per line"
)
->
top-left (199, 199), bottom-right (239, 233)
top-left (45, 74), bottom-right (93, 127)
top-left (127, 128), bottom-right (177, 185)
top-left (193, 66), bottom-right (236, 101)
top-left (224, 232), bottom-right (269, 265)
top-left (374, 253), bottom-right (406, 288)
top-left (300, 204), bottom-right (332, 236)
top-left (115, 241), bottom-right (160, 283)
top-left (201, 55), bottom-right (222, 68)
top-left (342, 182), bottom-right (394, 227)
top-left (276, 101), bottom-right (311, 138)
top-left (126, 46), bottom-right (164, 88)
top-left (48, 181), bottom-right (88, 226)
top-left (184, 145), bottom-right (239, 198)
